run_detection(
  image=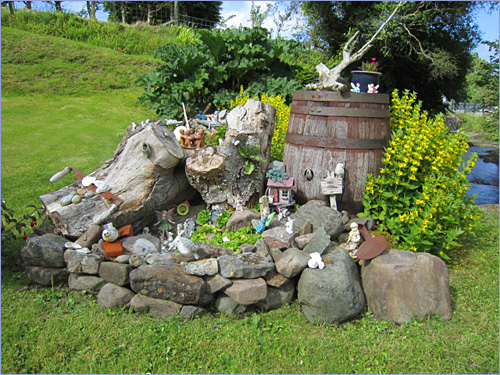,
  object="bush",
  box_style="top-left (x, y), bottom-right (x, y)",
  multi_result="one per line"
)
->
top-left (137, 27), bottom-right (302, 119)
top-left (361, 90), bottom-right (481, 260)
